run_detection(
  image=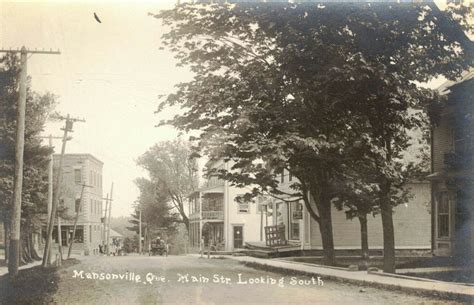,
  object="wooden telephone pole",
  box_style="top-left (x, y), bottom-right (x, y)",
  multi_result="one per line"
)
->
top-left (42, 114), bottom-right (85, 267)
top-left (139, 207), bottom-right (142, 255)
top-left (0, 47), bottom-right (60, 275)
top-left (67, 183), bottom-right (92, 259)
top-left (102, 193), bottom-right (109, 251)
top-left (105, 183), bottom-right (114, 255)
top-left (39, 135), bottom-right (63, 265)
